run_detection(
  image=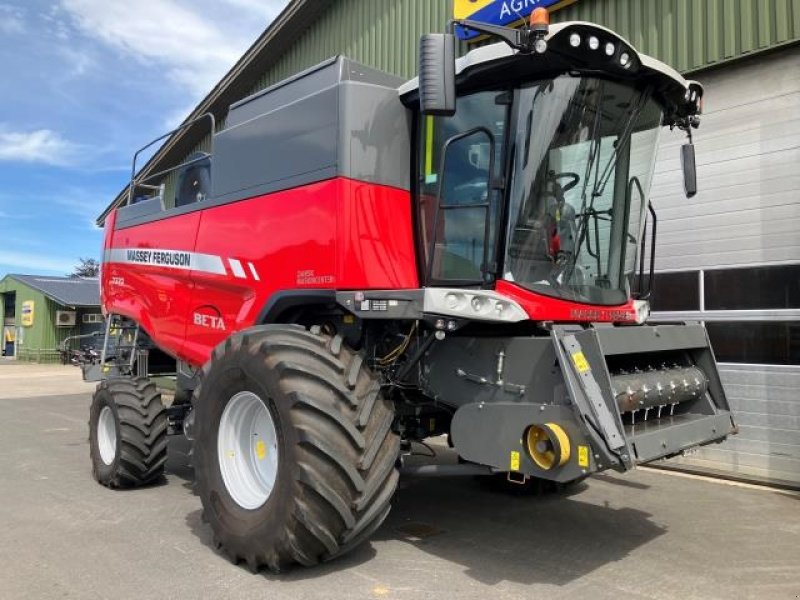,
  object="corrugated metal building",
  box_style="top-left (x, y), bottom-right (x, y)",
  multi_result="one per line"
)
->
top-left (98, 0), bottom-right (800, 487)
top-left (0, 275), bottom-right (102, 363)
